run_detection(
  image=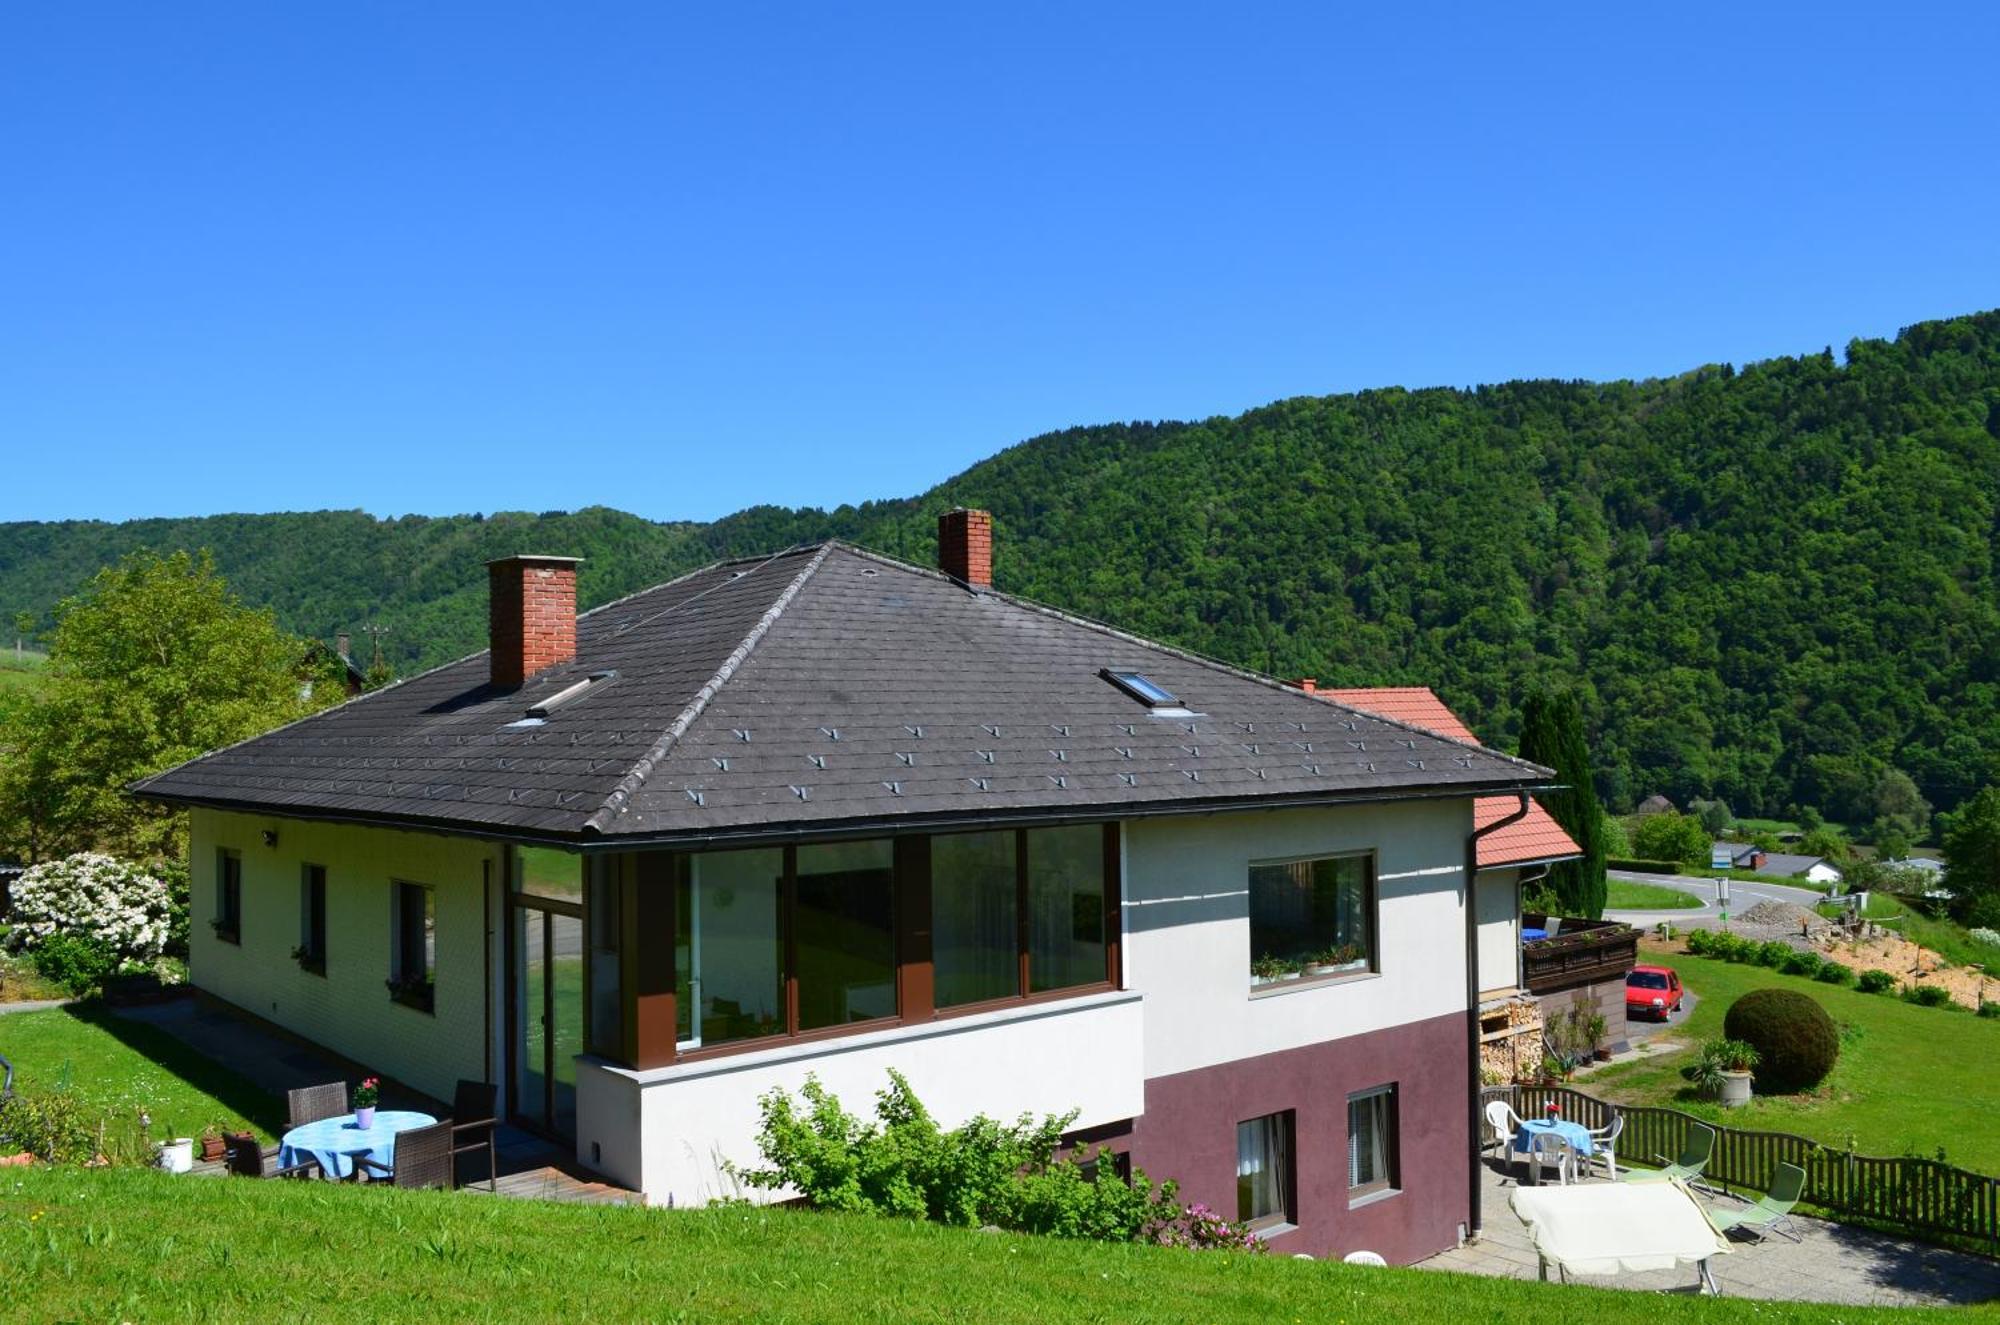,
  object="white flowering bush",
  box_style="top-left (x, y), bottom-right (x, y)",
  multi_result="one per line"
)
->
top-left (5, 853), bottom-right (174, 965)
top-left (1971, 927), bottom-right (2000, 950)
